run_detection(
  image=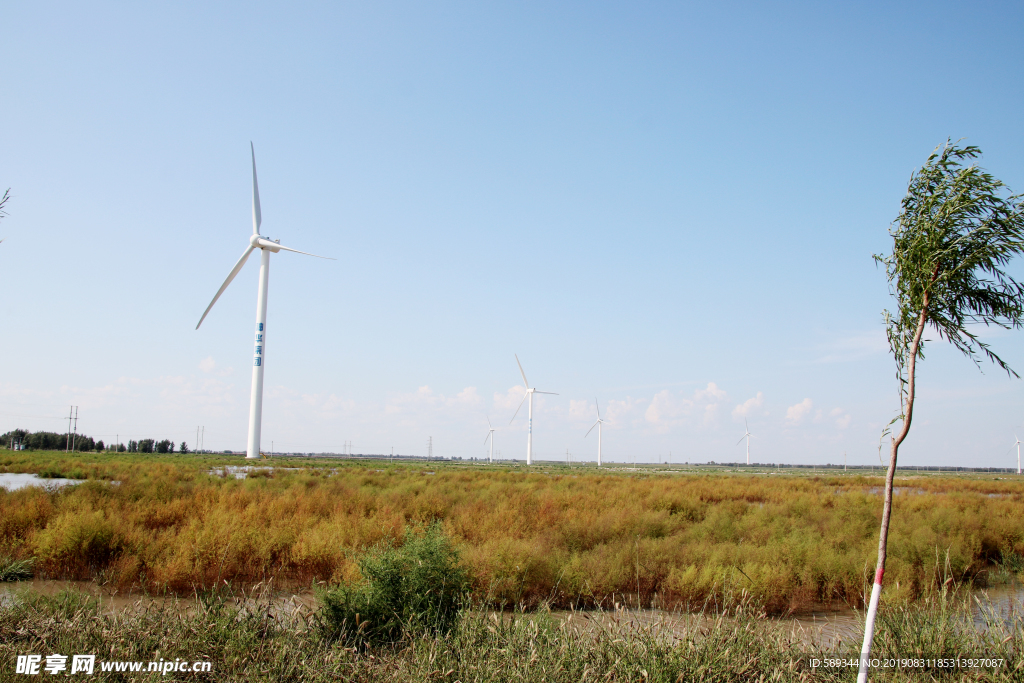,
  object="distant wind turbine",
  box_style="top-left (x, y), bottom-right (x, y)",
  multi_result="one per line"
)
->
top-left (196, 143), bottom-right (333, 459)
top-left (1011, 435), bottom-right (1022, 475)
top-left (510, 354), bottom-right (557, 465)
top-left (484, 418), bottom-right (495, 464)
top-left (736, 419), bottom-right (752, 465)
top-left (585, 398), bottom-right (607, 467)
